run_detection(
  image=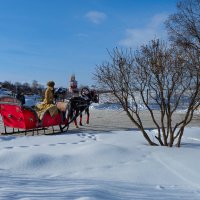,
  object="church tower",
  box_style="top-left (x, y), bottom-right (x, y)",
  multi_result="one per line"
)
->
top-left (69, 74), bottom-right (78, 92)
